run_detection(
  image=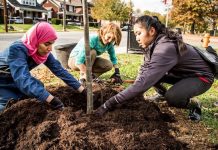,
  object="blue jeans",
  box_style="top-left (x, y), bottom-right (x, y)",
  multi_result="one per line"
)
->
top-left (0, 76), bottom-right (24, 112)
